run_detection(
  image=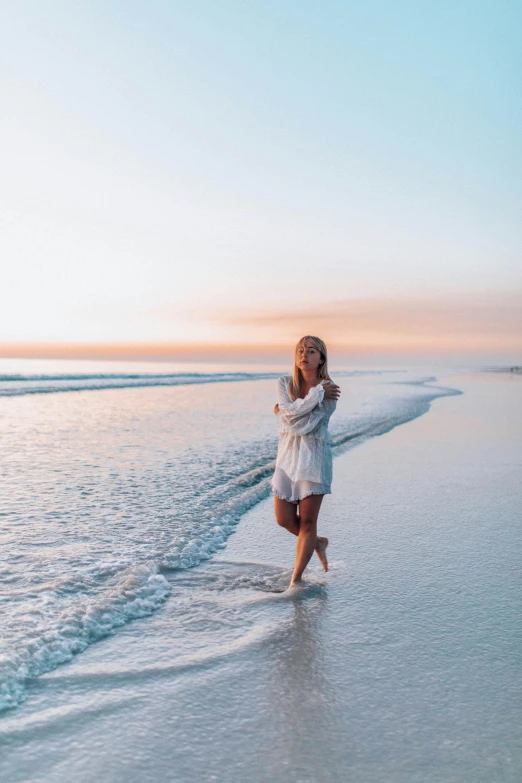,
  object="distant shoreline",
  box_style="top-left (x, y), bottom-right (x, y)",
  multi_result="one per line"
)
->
top-left (482, 366), bottom-right (522, 374)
